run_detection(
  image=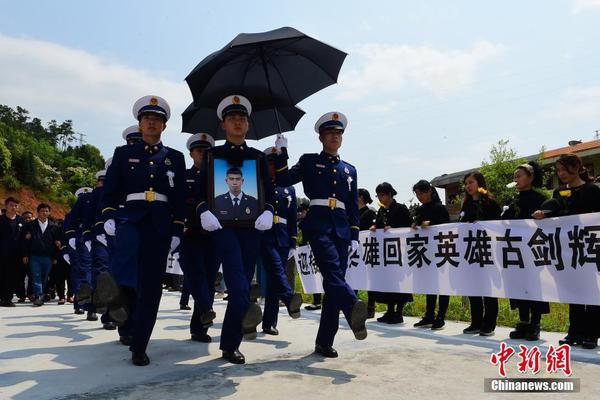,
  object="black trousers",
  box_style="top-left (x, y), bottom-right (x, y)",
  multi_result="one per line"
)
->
top-left (425, 294), bottom-right (449, 320)
top-left (568, 304), bottom-right (600, 340)
top-left (48, 259), bottom-right (70, 299)
top-left (469, 296), bottom-right (498, 330)
top-left (0, 255), bottom-right (21, 302)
